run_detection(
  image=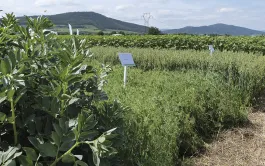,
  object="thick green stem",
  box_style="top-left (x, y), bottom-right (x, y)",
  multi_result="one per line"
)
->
top-left (11, 100), bottom-right (17, 145)
top-left (50, 142), bottom-right (80, 166)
